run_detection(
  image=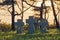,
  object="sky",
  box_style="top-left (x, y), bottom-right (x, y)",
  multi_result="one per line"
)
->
top-left (0, 0), bottom-right (60, 25)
